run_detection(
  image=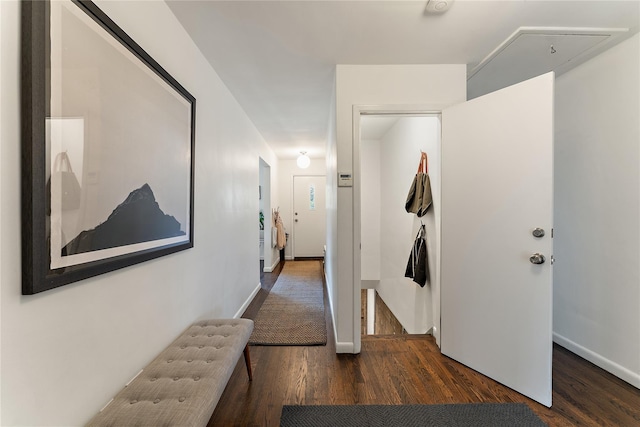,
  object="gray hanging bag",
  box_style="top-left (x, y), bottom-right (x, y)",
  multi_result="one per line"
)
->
top-left (405, 152), bottom-right (432, 217)
top-left (405, 152), bottom-right (426, 213)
